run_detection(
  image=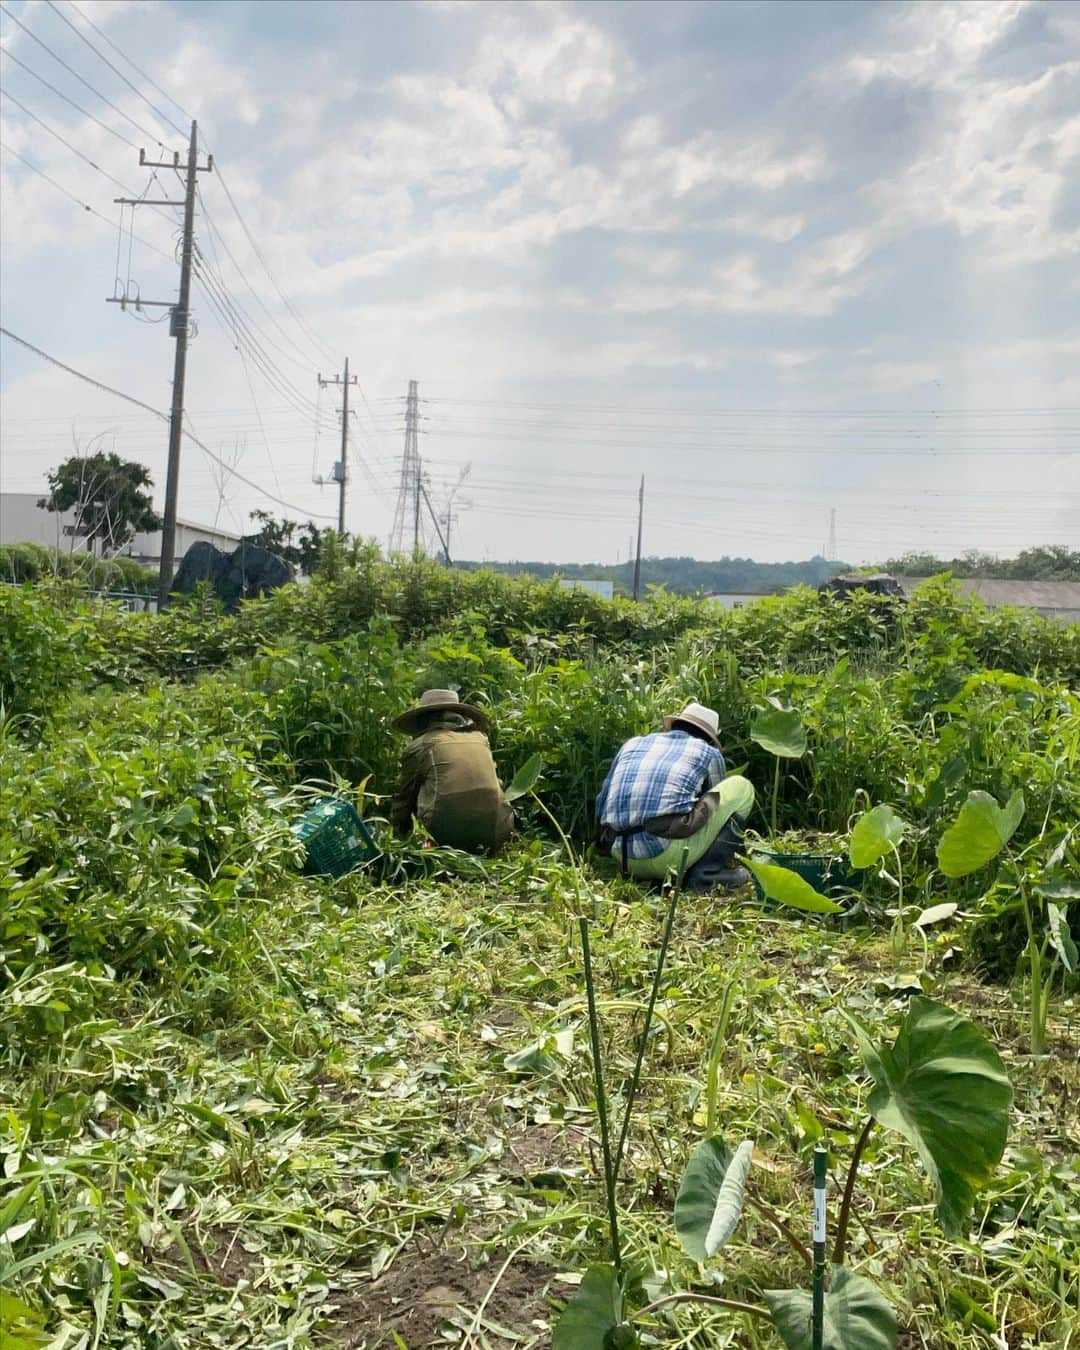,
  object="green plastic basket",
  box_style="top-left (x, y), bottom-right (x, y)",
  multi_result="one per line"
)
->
top-left (292, 797), bottom-right (379, 878)
top-left (748, 849), bottom-right (852, 901)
